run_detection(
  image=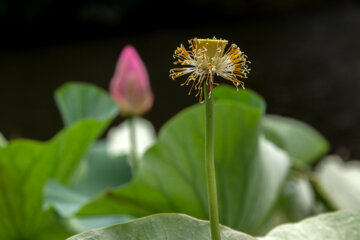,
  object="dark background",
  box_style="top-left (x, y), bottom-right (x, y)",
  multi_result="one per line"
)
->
top-left (0, 0), bottom-right (359, 159)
